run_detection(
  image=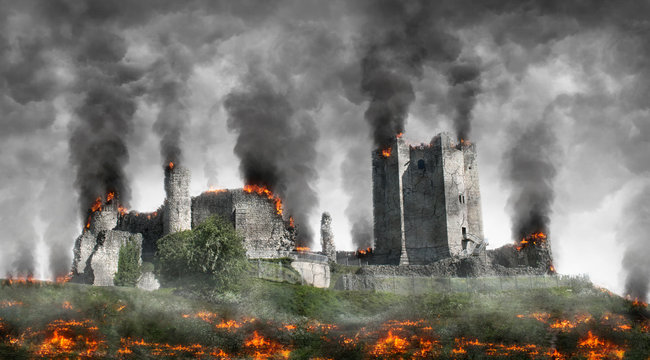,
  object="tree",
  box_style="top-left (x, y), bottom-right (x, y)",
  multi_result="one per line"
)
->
top-left (156, 216), bottom-right (248, 291)
top-left (114, 237), bottom-right (142, 287)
